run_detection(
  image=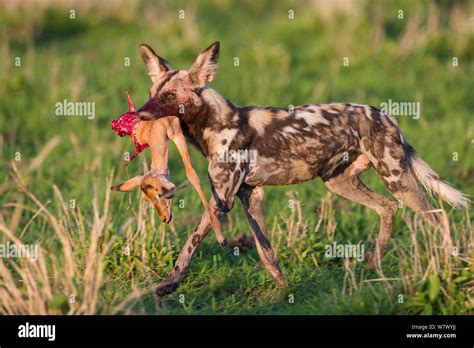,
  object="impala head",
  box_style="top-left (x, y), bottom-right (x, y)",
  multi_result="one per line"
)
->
top-left (111, 172), bottom-right (176, 223)
top-left (137, 42), bottom-right (220, 121)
